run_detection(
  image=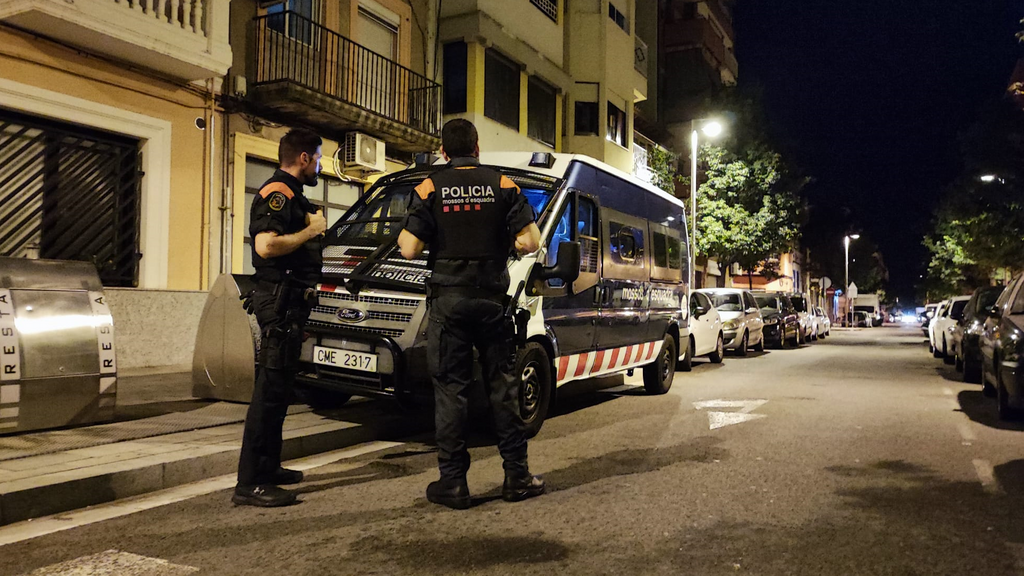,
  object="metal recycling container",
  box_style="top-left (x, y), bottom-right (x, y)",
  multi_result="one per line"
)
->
top-left (191, 273), bottom-right (259, 403)
top-left (0, 258), bottom-right (117, 435)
